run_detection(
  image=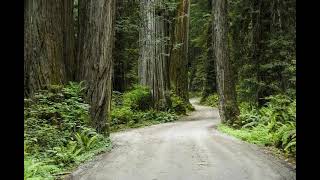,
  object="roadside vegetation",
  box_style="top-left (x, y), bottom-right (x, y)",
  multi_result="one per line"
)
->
top-left (24, 82), bottom-right (111, 179)
top-left (110, 85), bottom-right (192, 132)
top-left (24, 83), bottom-right (192, 179)
top-left (214, 95), bottom-right (296, 159)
